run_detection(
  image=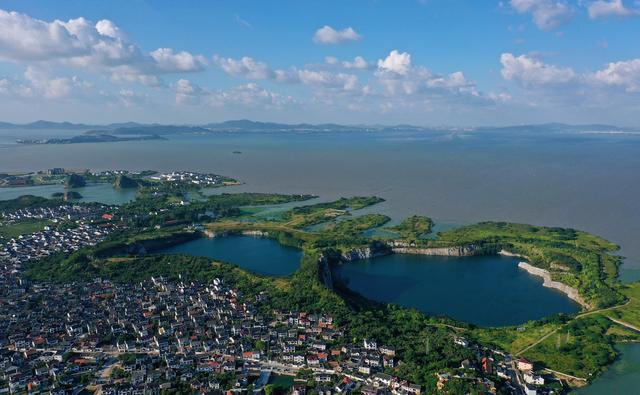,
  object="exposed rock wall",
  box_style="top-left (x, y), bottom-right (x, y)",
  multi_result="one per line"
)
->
top-left (204, 229), bottom-right (269, 238)
top-left (391, 244), bottom-right (481, 257)
top-left (94, 231), bottom-right (199, 258)
top-left (340, 247), bottom-right (390, 261)
top-left (318, 254), bottom-right (334, 290)
top-left (518, 262), bottom-right (589, 308)
top-left (241, 230), bottom-right (269, 237)
top-left (498, 249), bottom-right (529, 259)
top-left (203, 230), bottom-right (224, 238)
